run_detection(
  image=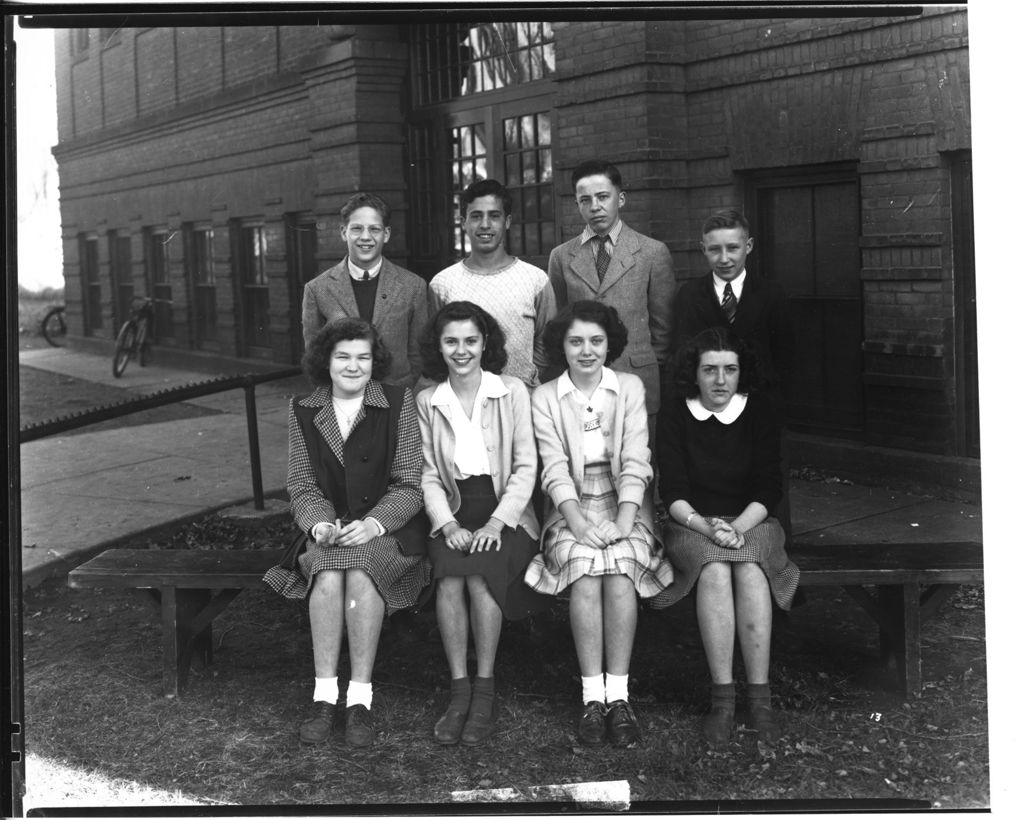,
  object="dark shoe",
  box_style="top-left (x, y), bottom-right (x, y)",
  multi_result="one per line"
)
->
top-left (606, 700), bottom-right (642, 747)
top-left (298, 701), bottom-right (337, 745)
top-left (747, 704), bottom-right (781, 744)
top-left (460, 695), bottom-right (498, 746)
top-left (433, 704), bottom-right (469, 745)
top-left (577, 701), bottom-right (607, 746)
top-left (344, 704), bottom-right (374, 748)
top-left (700, 704), bottom-right (734, 747)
